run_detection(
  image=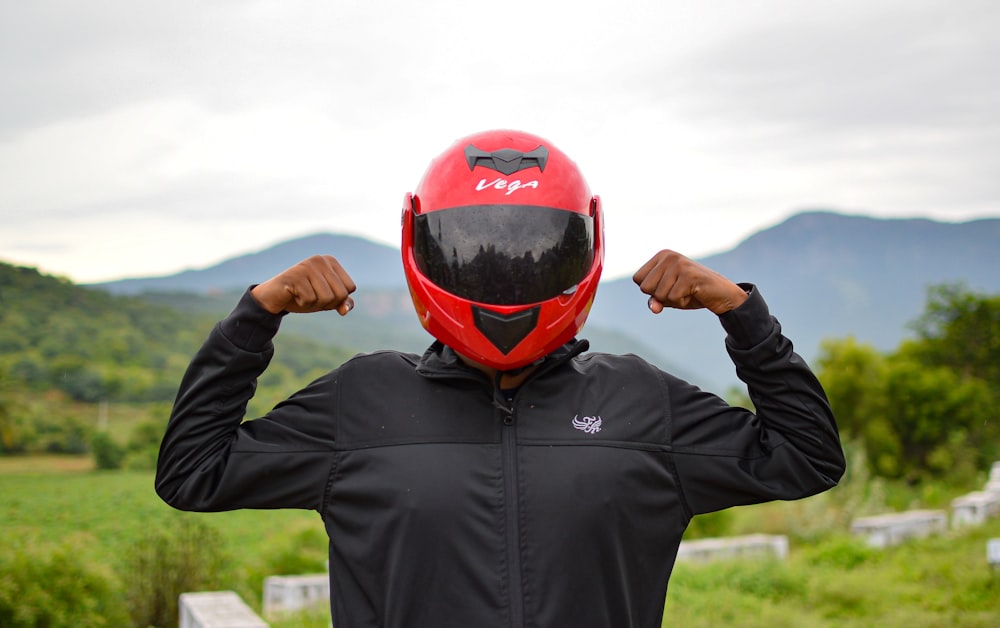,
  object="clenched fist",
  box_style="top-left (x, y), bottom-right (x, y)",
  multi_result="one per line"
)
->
top-left (251, 255), bottom-right (357, 315)
top-left (633, 250), bottom-right (748, 315)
